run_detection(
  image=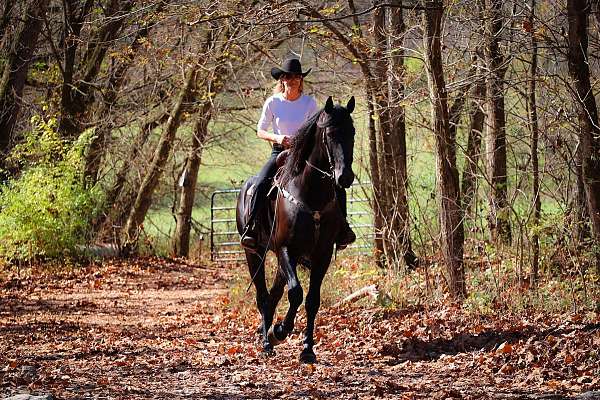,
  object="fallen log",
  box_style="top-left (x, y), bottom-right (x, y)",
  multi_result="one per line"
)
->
top-left (333, 284), bottom-right (379, 307)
